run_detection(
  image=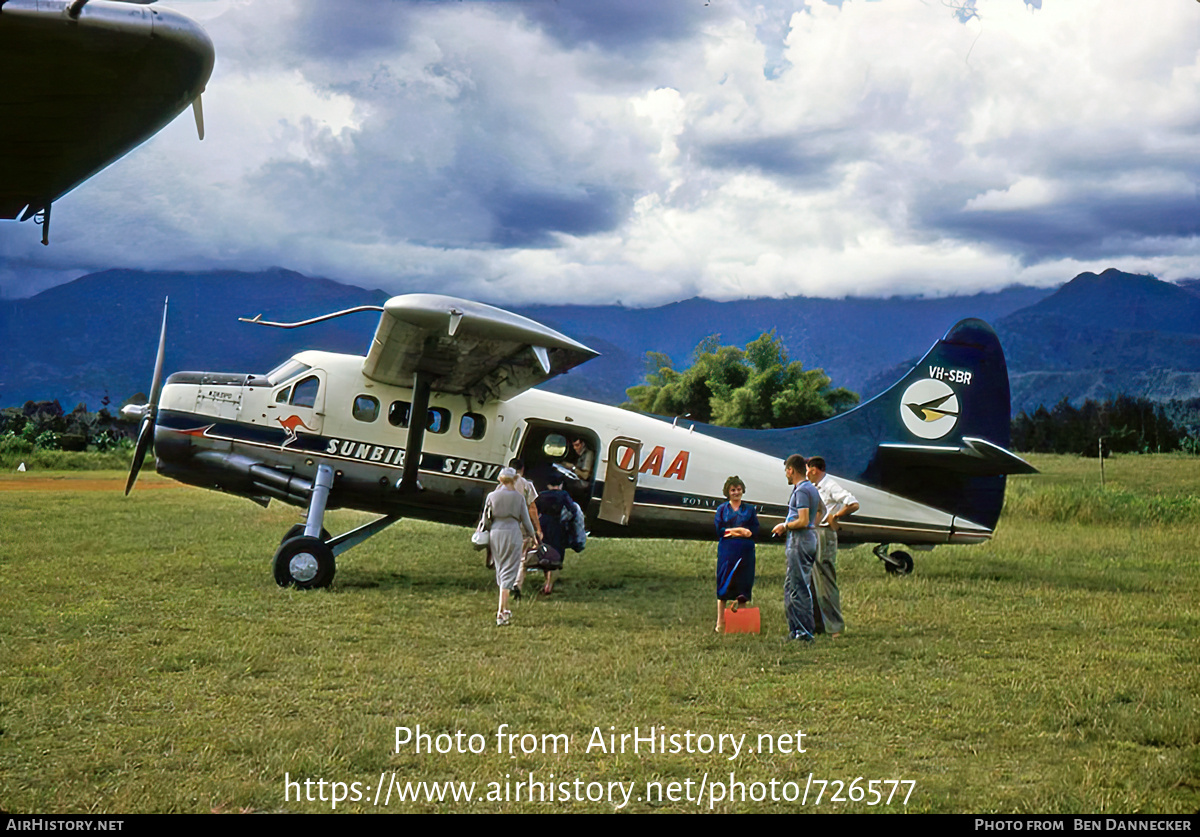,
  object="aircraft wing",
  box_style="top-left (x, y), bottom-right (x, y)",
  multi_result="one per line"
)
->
top-left (0, 0), bottom-right (214, 226)
top-left (362, 294), bottom-right (599, 402)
